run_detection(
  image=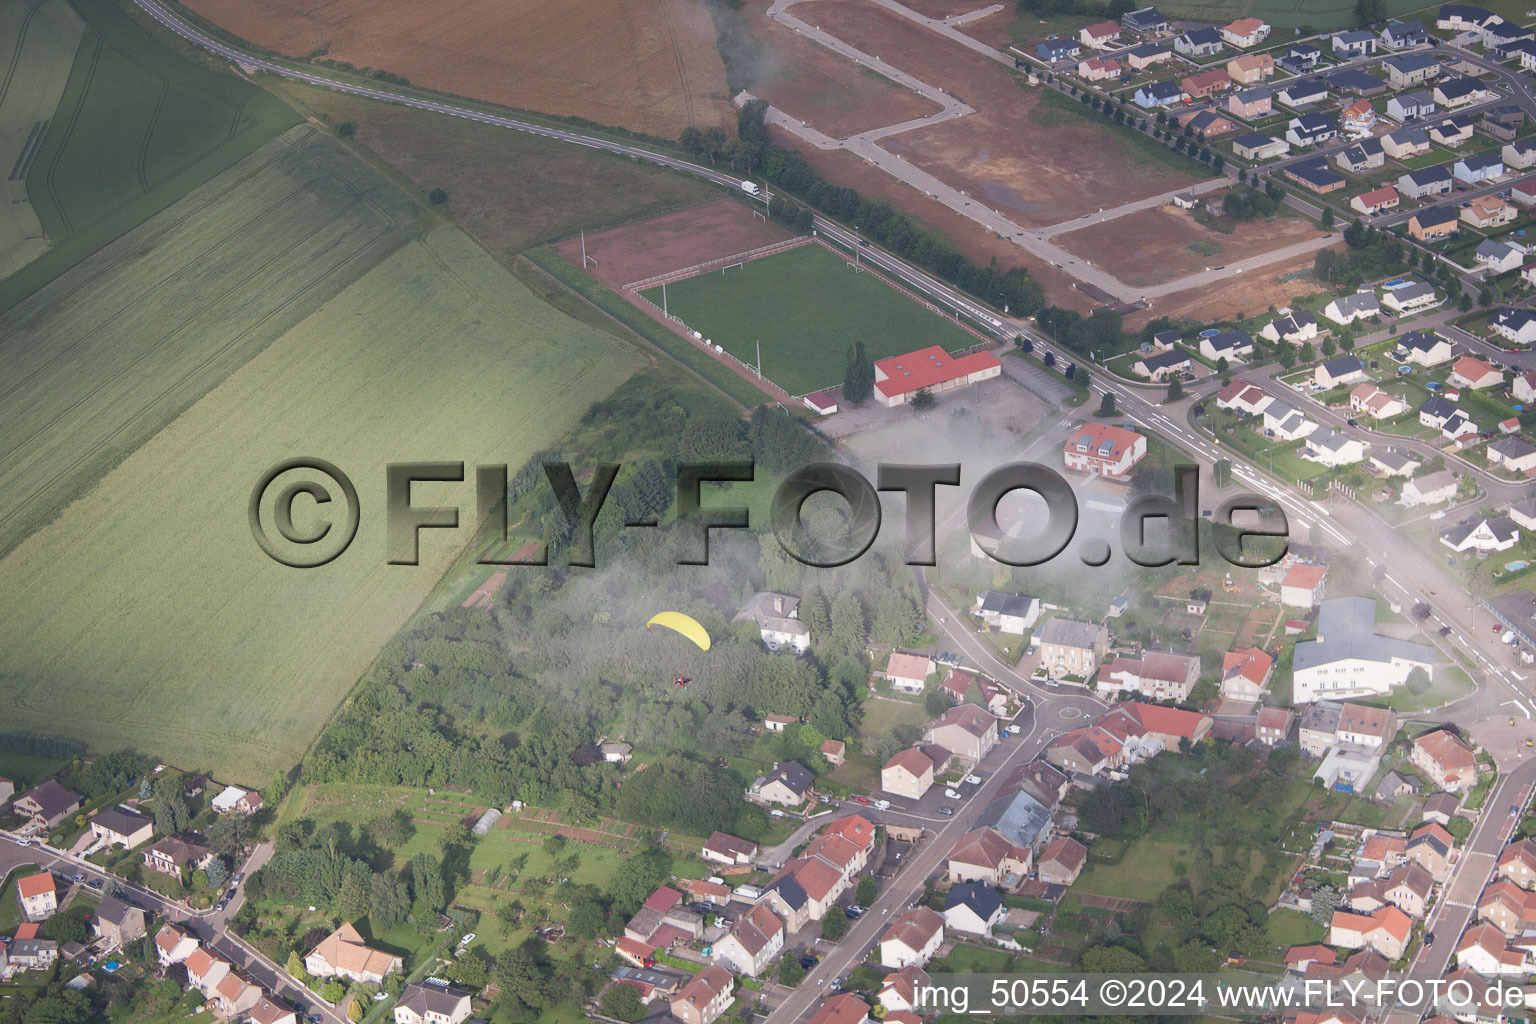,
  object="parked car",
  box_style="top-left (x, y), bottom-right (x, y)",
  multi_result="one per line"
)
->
top-left (938, 806), bottom-right (954, 816)
top-left (944, 788), bottom-right (961, 799)
top-left (799, 956), bottom-right (818, 969)
top-left (964, 774), bottom-right (982, 785)
top-left (852, 795), bottom-right (870, 805)
top-left (874, 799), bottom-right (891, 811)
